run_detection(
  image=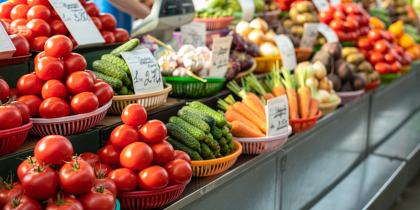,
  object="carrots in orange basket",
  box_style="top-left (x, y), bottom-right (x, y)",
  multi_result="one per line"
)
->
top-left (230, 120), bottom-right (265, 138)
top-left (263, 93), bottom-right (275, 101)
